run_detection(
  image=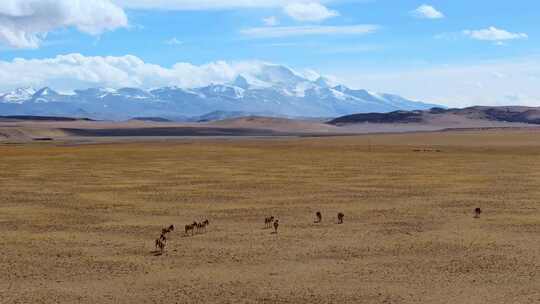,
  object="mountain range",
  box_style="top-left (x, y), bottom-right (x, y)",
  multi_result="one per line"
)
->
top-left (0, 64), bottom-right (441, 120)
